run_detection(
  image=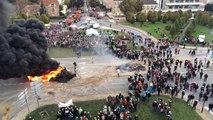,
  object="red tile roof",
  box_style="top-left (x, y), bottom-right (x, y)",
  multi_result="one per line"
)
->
top-left (24, 4), bottom-right (40, 11)
top-left (41, 0), bottom-right (59, 6)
